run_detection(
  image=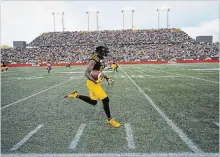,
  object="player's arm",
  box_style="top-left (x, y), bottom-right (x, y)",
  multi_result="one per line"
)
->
top-left (85, 60), bottom-right (97, 83)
